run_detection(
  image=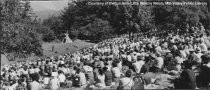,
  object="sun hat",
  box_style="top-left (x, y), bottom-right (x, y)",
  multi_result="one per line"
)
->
top-left (51, 72), bottom-right (58, 77)
top-left (195, 47), bottom-right (201, 53)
